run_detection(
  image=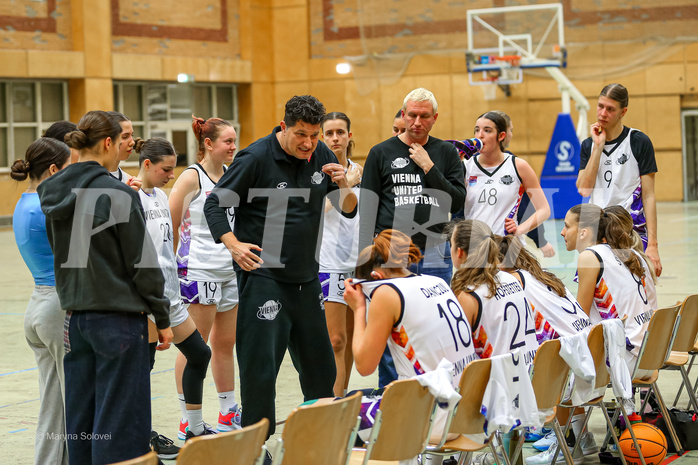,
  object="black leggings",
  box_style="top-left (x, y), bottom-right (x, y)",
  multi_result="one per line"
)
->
top-left (176, 330), bottom-right (211, 405)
